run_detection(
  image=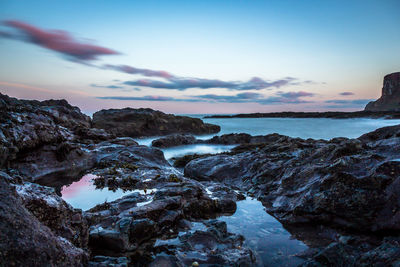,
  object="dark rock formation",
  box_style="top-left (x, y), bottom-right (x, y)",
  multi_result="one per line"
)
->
top-left (13, 181), bottom-right (89, 249)
top-left (184, 126), bottom-right (400, 265)
top-left (151, 133), bottom-right (197, 148)
top-left (0, 173), bottom-right (88, 266)
top-left (365, 72), bottom-right (400, 111)
top-left (205, 110), bottom-right (400, 119)
top-left (92, 108), bottom-right (220, 137)
top-left (185, 129), bottom-right (400, 232)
